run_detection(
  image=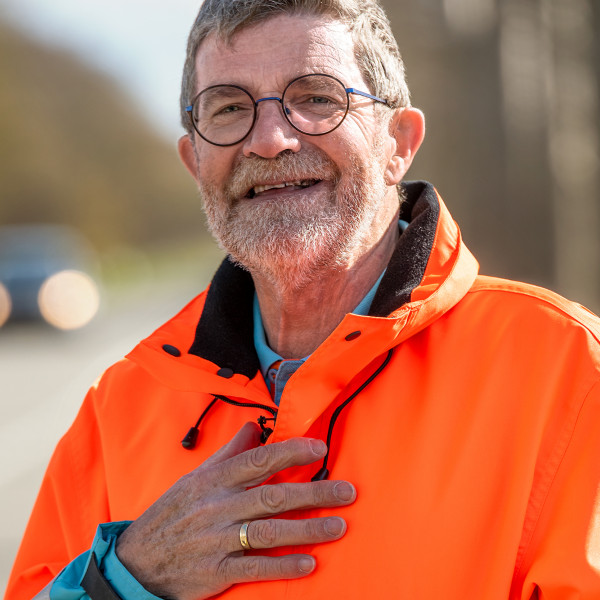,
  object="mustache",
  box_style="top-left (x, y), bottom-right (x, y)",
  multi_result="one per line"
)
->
top-left (224, 149), bottom-right (340, 200)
